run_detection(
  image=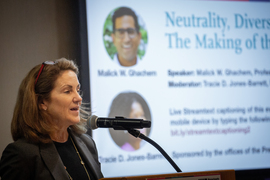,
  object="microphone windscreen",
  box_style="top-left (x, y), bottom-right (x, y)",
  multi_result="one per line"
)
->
top-left (88, 115), bottom-right (98, 130)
